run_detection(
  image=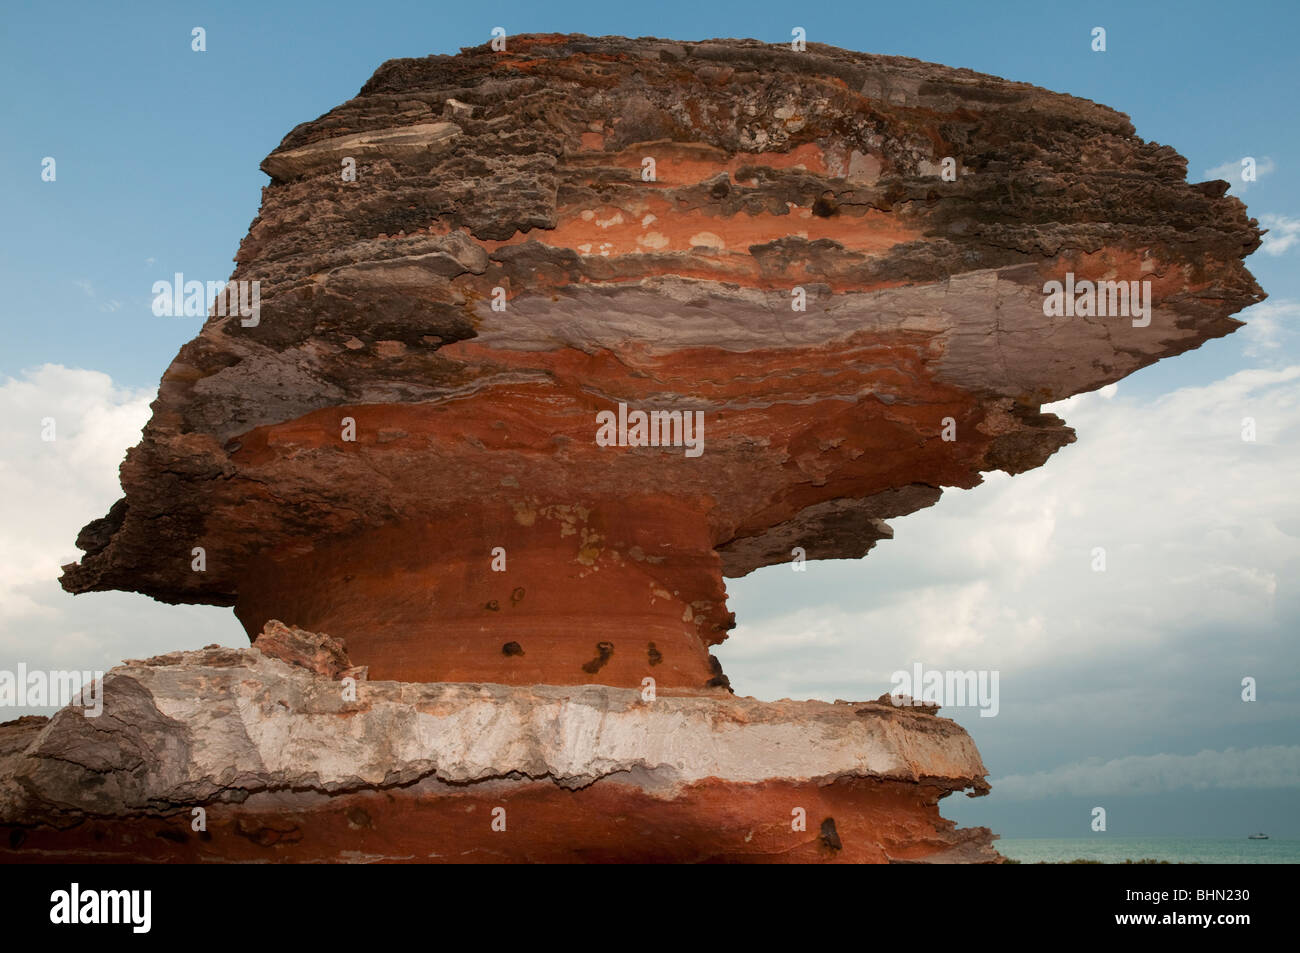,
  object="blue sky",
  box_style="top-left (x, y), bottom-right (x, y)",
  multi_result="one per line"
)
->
top-left (2, 0), bottom-right (1298, 840)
